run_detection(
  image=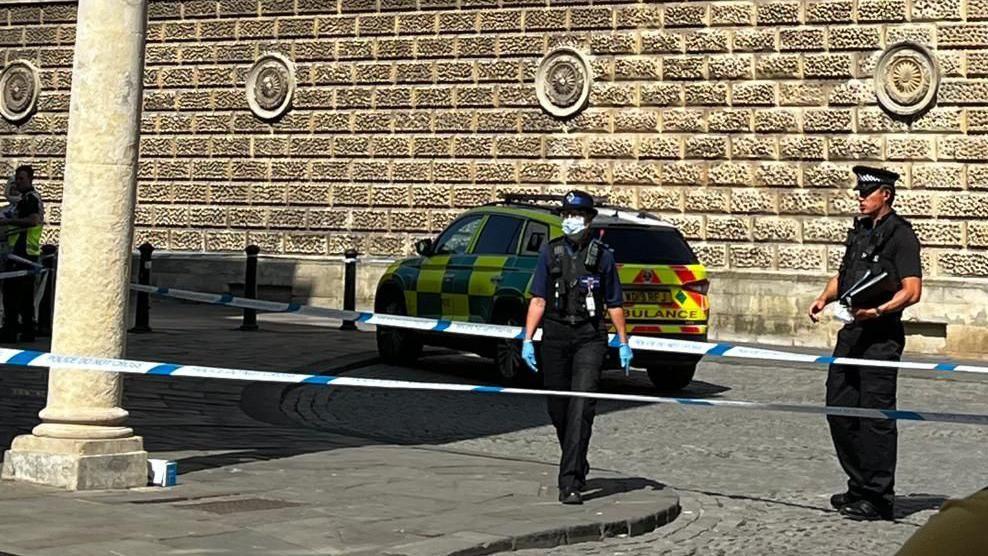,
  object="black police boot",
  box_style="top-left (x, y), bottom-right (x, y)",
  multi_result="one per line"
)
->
top-left (559, 489), bottom-right (583, 505)
top-left (830, 491), bottom-right (859, 510)
top-left (839, 499), bottom-right (894, 521)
